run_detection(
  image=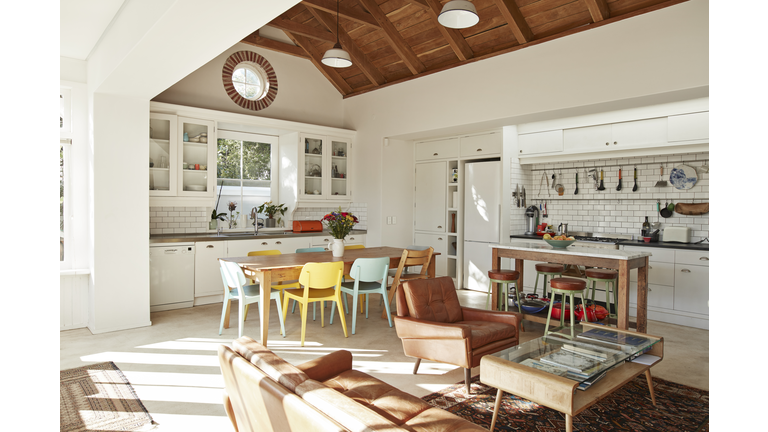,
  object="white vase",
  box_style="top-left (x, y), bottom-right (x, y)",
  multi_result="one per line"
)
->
top-left (330, 239), bottom-right (345, 257)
